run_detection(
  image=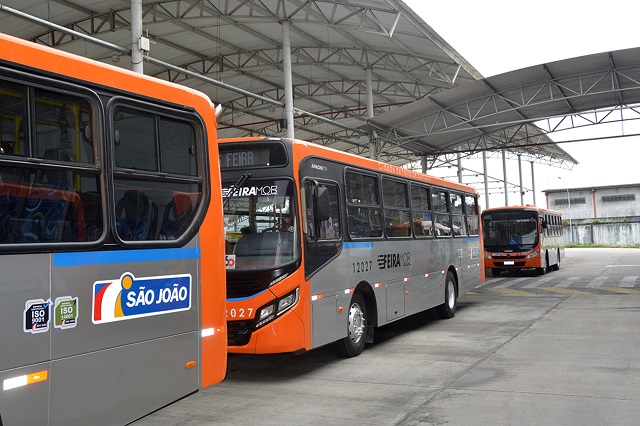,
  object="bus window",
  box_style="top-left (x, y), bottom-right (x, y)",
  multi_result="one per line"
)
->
top-left (432, 189), bottom-right (451, 237)
top-left (224, 179), bottom-right (299, 270)
top-left (382, 178), bottom-right (410, 238)
top-left (411, 184), bottom-right (433, 237)
top-left (34, 88), bottom-right (95, 165)
top-left (159, 118), bottom-right (198, 176)
top-left (465, 195), bottom-right (479, 236)
top-left (0, 82), bottom-right (101, 245)
top-left (112, 105), bottom-right (203, 242)
top-left (345, 171), bottom-right (382, 239)
top-left (450, 192), bottom-right (466, 236)
top-left (303, 180), bottom-right (341, 241)
top-left (302, 180), bottom-right (342, 277)
top-left (0, 80), bottom-right (28, 159)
